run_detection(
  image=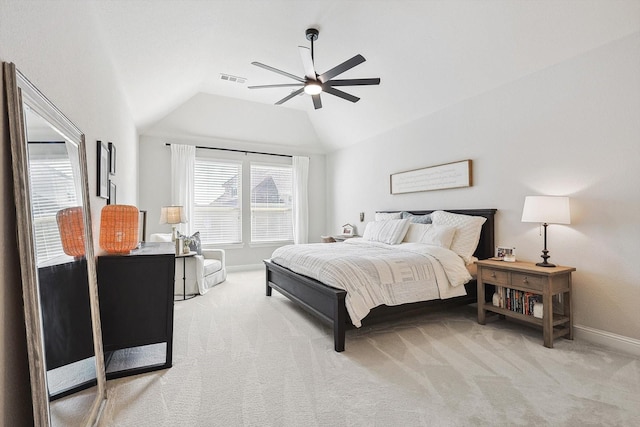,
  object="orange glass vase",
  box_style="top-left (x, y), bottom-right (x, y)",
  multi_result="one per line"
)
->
top-left (56, 206), bottom-right (86, 257)
top-left (100, 205), bottom-right (139, 254)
